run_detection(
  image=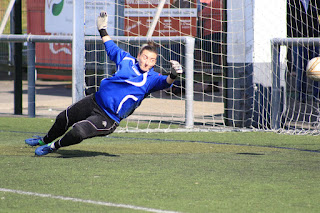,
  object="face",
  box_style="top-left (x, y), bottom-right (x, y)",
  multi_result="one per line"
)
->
top-left (137, 50), bottom-right (157, 72)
